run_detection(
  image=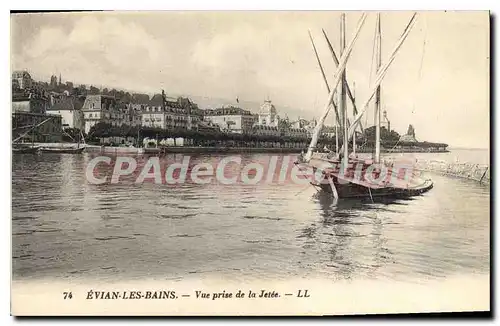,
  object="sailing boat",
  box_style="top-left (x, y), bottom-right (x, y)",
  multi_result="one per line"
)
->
top-left (40, 146), bottom-right (86, 154)
top-left (12, 144), bottom-right (40, 154)
top-left (40, 130), bottom-right (86, 154)
top-left (296, 12), bottom-right (433, 200)
top-left (40, 130), bottom-right (86, 153)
